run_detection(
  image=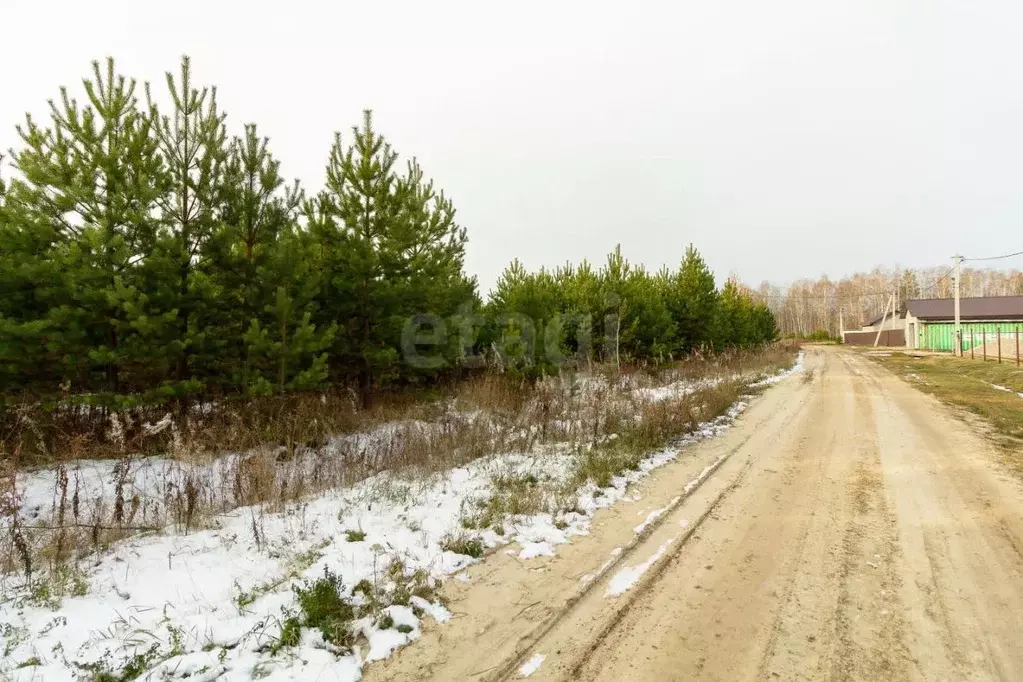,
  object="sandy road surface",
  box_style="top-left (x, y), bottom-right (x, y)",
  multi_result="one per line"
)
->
top-left (366, 347), bottom-right (1023, 681)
